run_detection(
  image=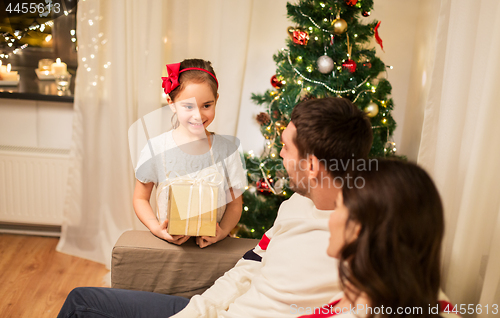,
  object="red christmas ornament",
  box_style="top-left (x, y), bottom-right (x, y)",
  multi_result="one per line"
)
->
top-left (345, 0), bottom-right (357, 6)
top-left (292, 30), bottom-right (309, 46)
top-left (362, 11), bottom-right (371, 17)
top-left (342, 59), bottom-right (357, 73)
top-left (256, 178), bottom-right (274, 195)
top-left (362, 61), bottom-right (372, 69)
top-left (270, 75), bottom-right (282, 89)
